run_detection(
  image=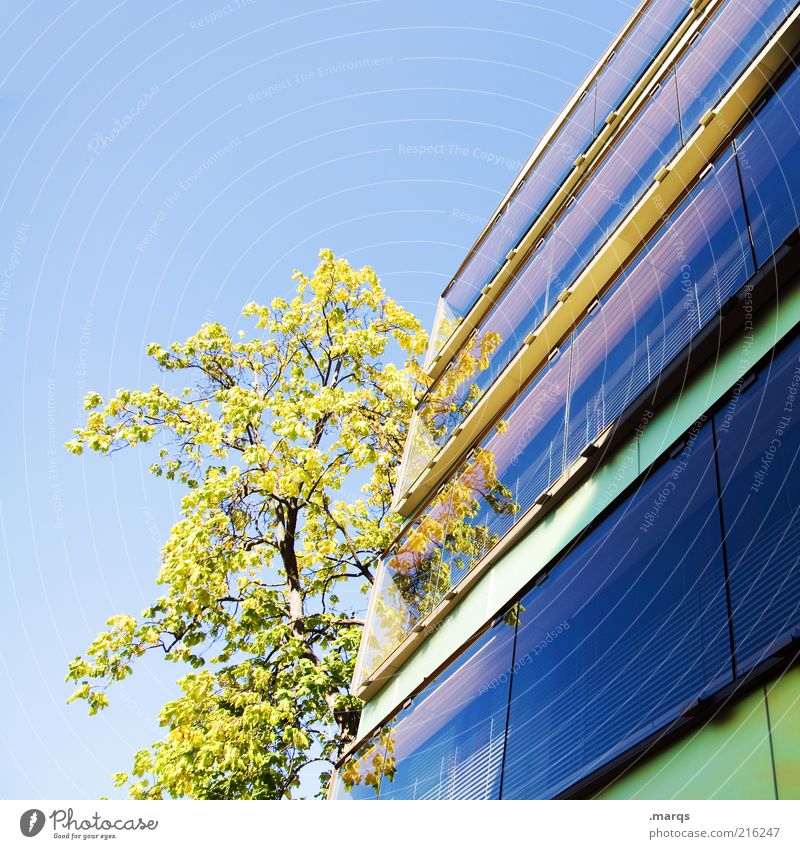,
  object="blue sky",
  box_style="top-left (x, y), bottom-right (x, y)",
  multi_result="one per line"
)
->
top-left (0, 0), bottom-right (634, 798)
